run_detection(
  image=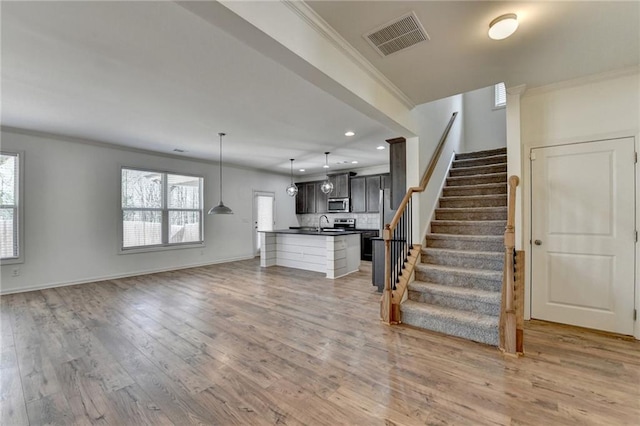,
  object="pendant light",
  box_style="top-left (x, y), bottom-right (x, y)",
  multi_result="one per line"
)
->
top-left (320, 152), bottom-right (334, 194)
top-left (286, 159), bottom-right (298, 197)
top-left (208, 132), bottom-right (233, 215)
